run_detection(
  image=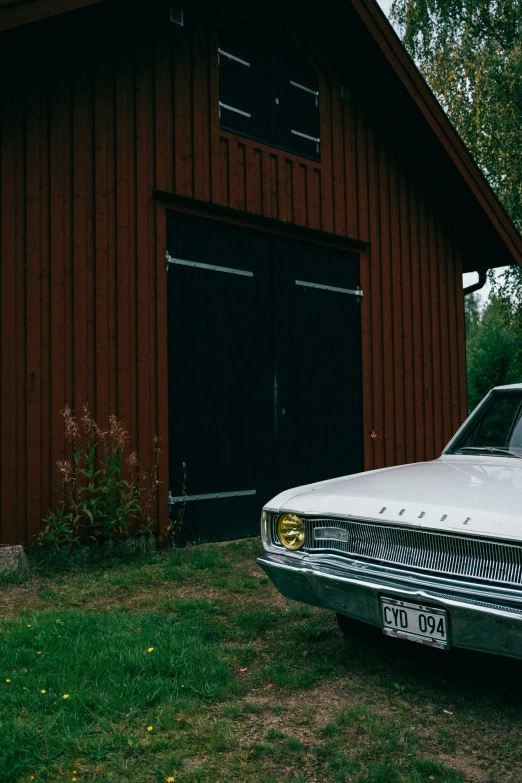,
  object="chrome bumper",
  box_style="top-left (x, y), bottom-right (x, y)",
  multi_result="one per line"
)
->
top-left (257, 551), bottom-right (522, 659)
